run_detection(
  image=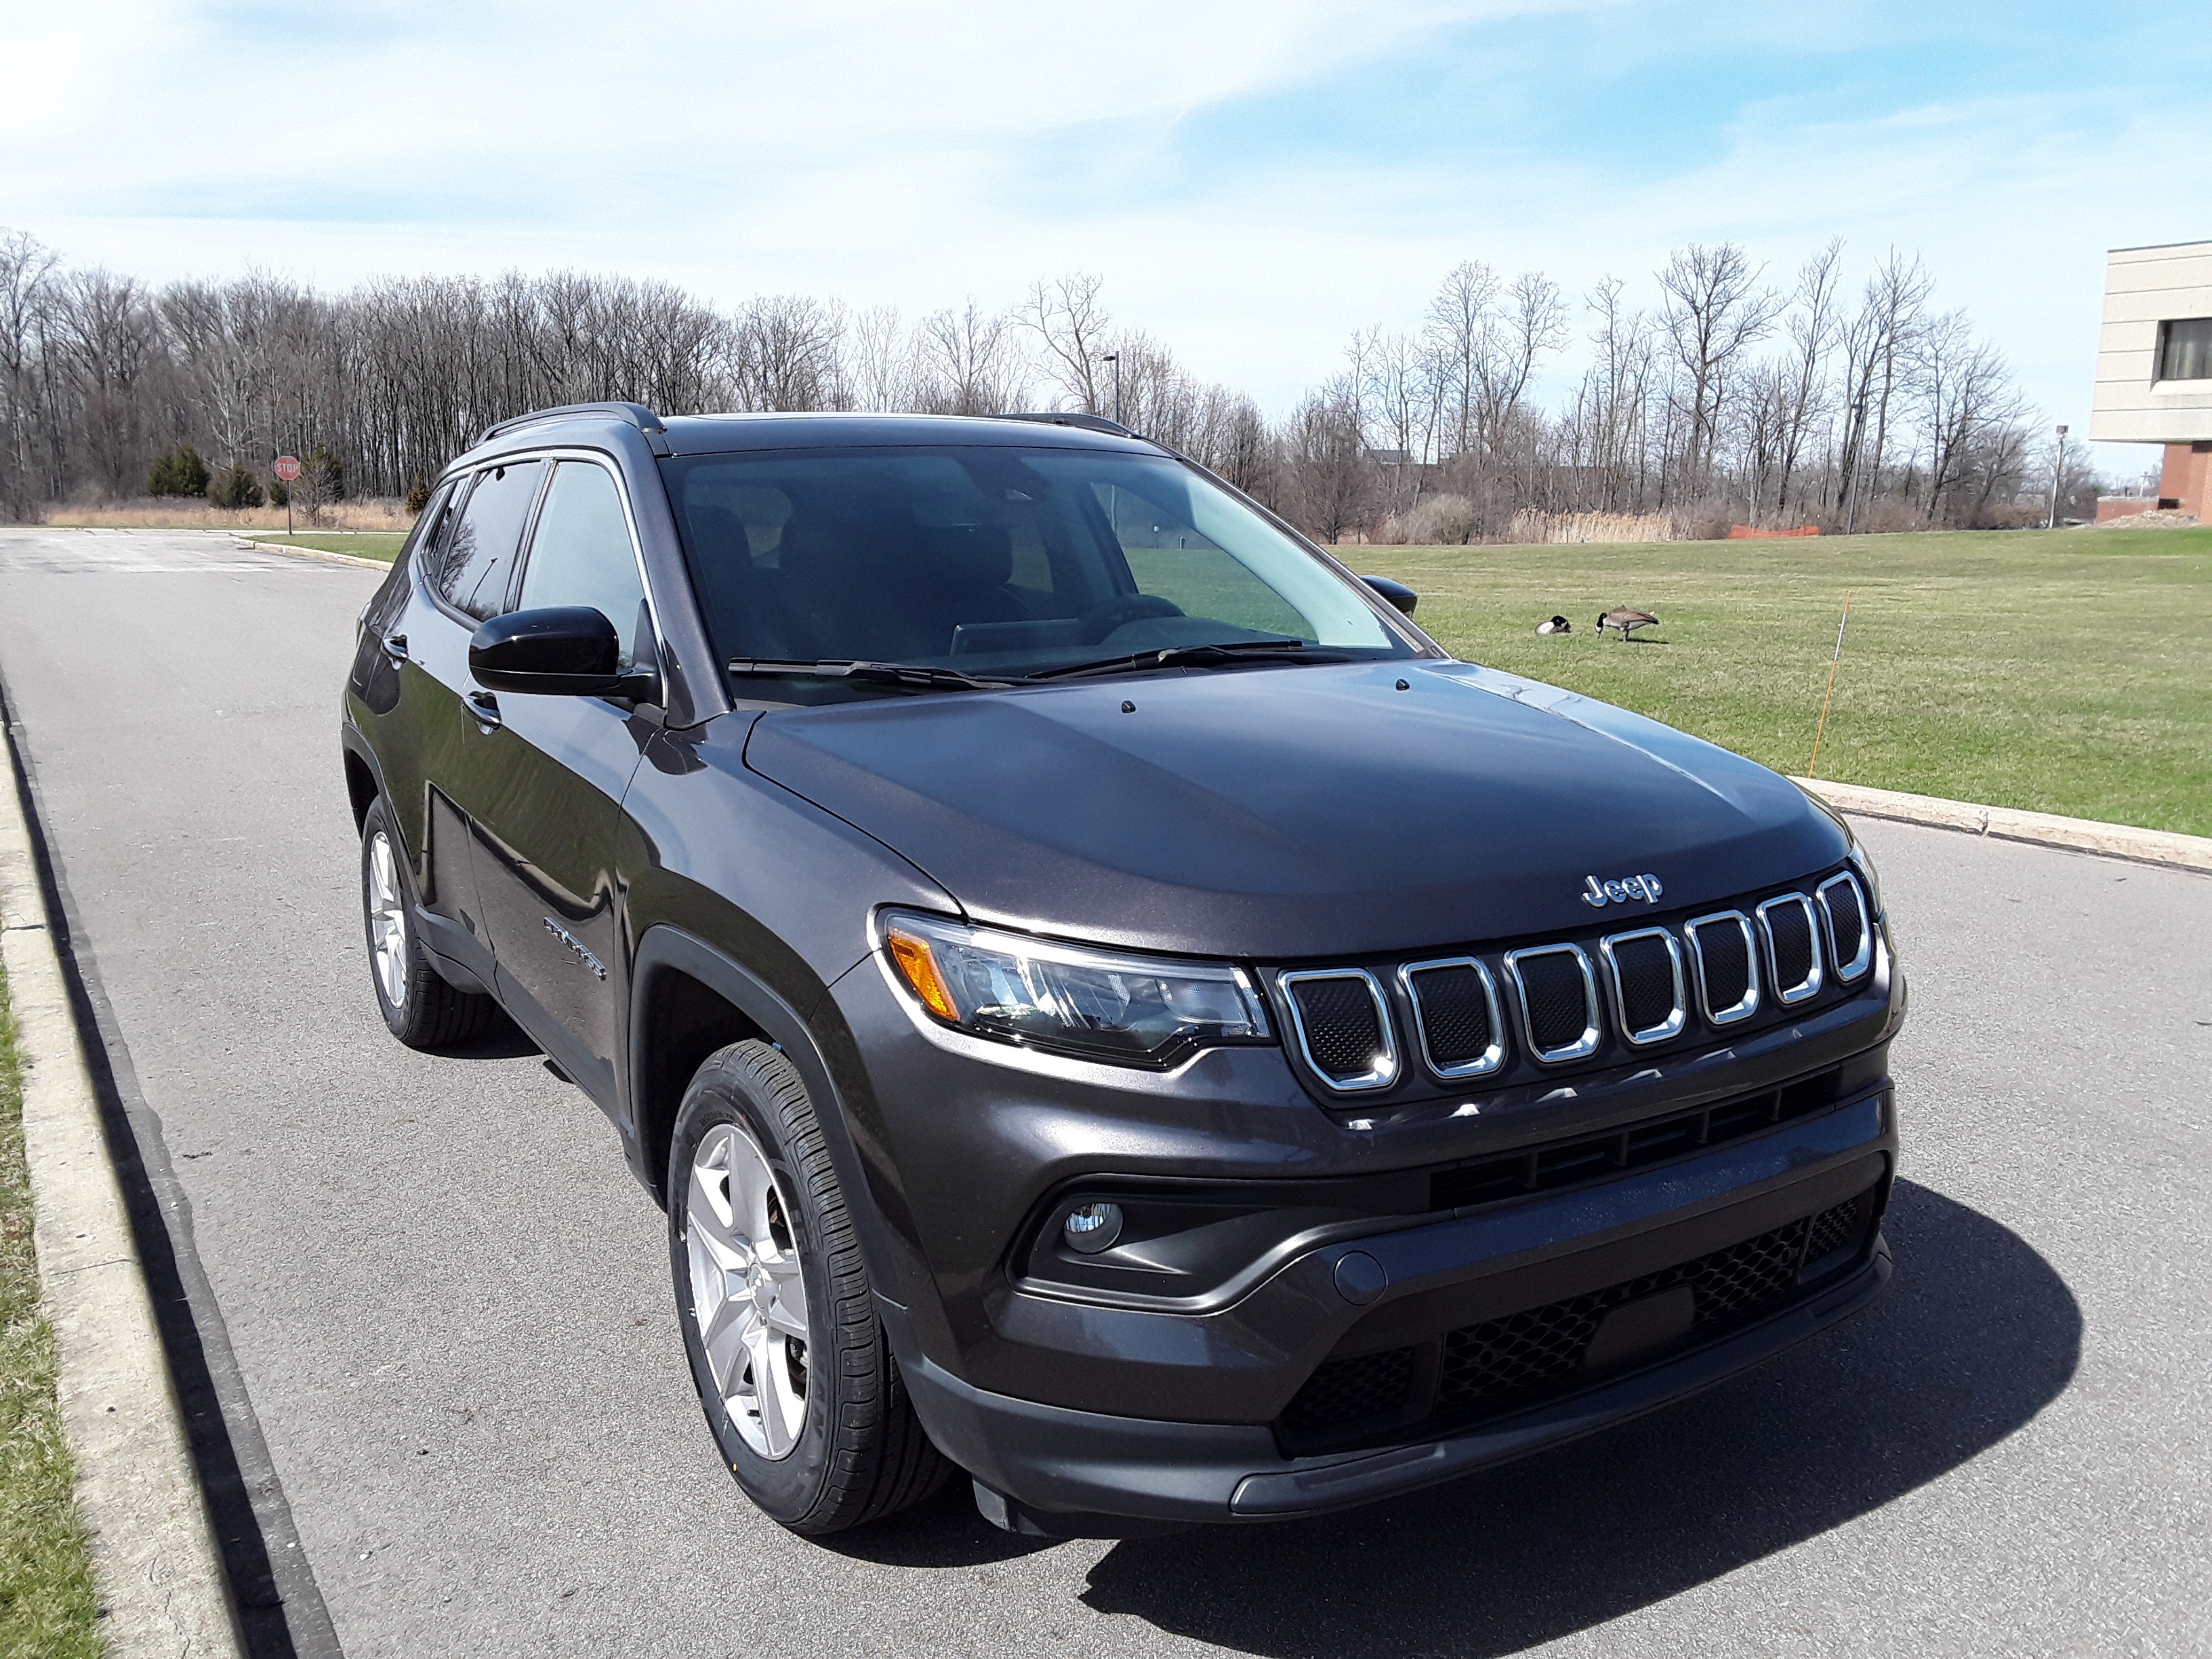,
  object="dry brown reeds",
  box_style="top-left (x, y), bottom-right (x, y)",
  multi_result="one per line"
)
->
top-left (36, 497), bottom-right (415, 531)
